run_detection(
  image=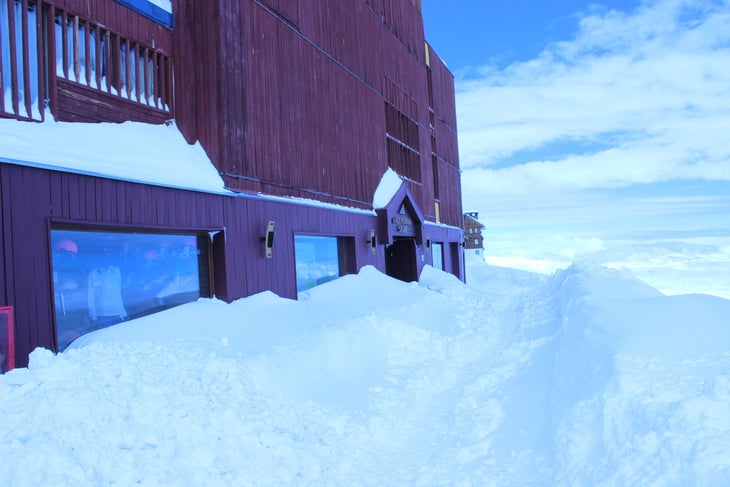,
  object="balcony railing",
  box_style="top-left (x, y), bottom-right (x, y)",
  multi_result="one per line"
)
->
top-left (0, 0), bottom-right (41, 119)
top-left (1, 0), bottom-right (172, 122)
